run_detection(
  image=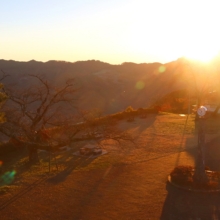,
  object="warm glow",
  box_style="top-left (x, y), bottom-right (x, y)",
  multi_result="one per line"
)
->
top-left (183, 48), bottom-right (220, 63)
top-left (1, 0), bottom-right (220, 64)
top-left (168, 0), bottom-right (220, 64)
